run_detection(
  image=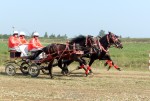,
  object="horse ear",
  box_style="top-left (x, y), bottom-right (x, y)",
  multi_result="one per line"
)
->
top-left (116, 35), bottom-right (119, 38)
top-left (108, 32), bottom-right (111, 35)
top-left (88, 35), bottom-right (93, 37)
